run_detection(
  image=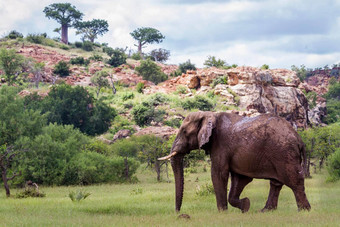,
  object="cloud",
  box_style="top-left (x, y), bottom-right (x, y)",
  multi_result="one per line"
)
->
top-left (0, 0), bottom-right (339, 69)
